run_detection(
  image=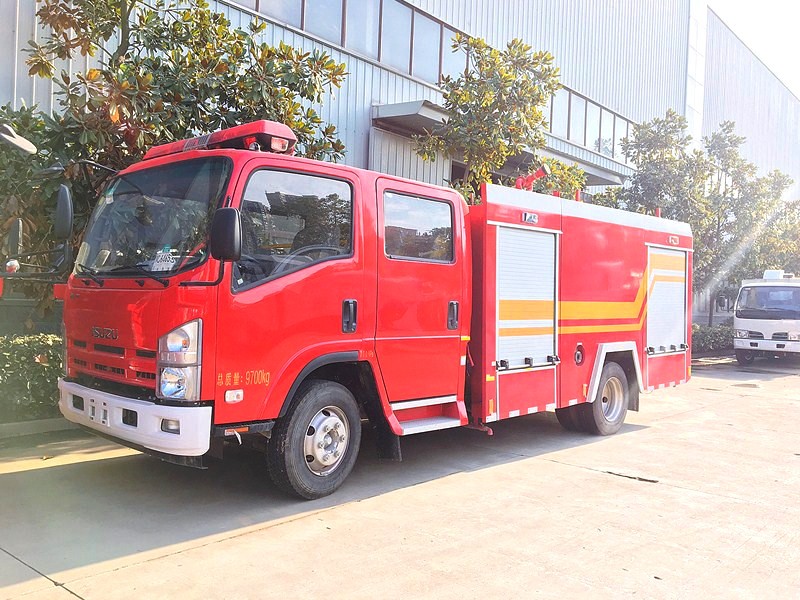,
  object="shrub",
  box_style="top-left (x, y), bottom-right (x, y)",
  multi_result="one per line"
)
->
top-left (0, 334), bottom-right (63, 423)
top-left (691, 323), bottom-right (734, 353)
